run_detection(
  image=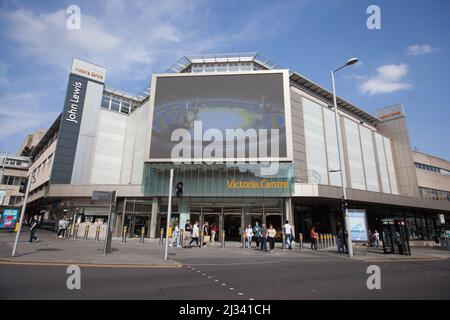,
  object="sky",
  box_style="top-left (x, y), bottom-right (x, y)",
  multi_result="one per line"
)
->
top-left (0, 0), bottom-right (449, 160)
